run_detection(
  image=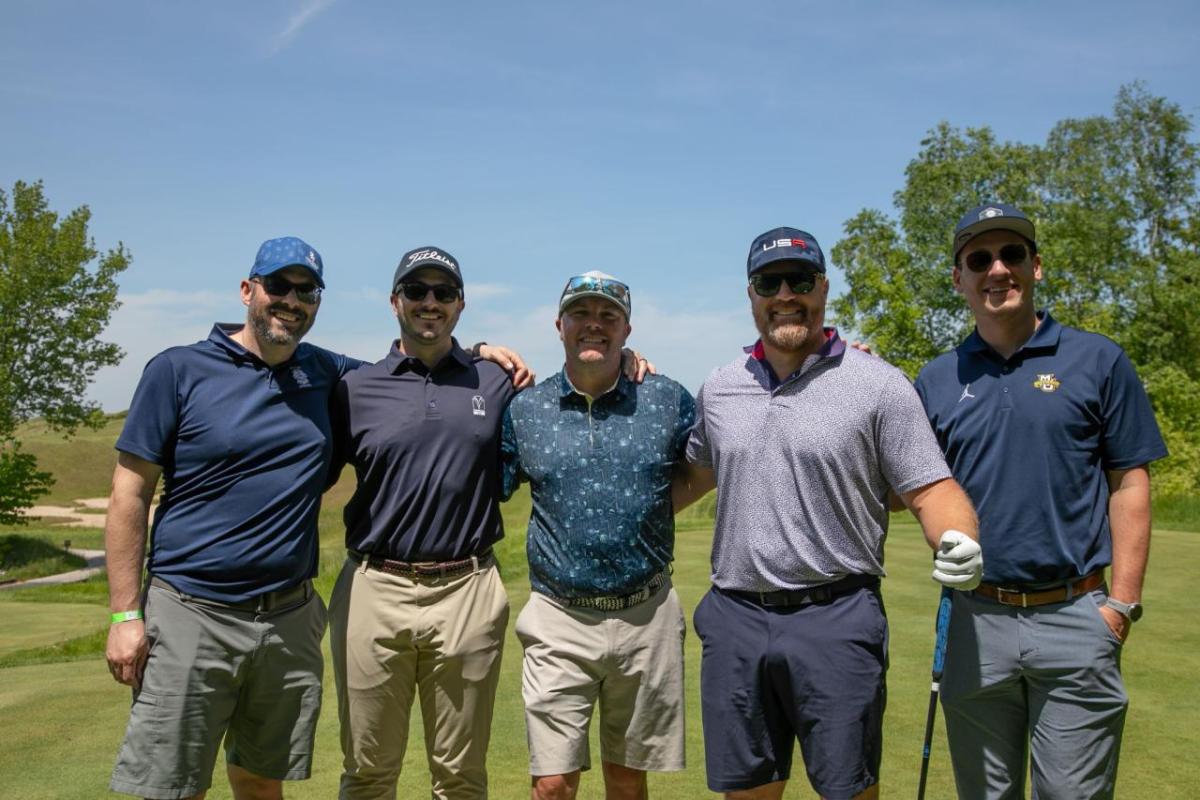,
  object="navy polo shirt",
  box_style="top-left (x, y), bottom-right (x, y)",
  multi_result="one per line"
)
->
top-left (330, 339), bottom-right (516, 561)
top-left (116, 324), bottom-right (361, 602)
top-left (914, 312), bottom-right (1167, 585)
